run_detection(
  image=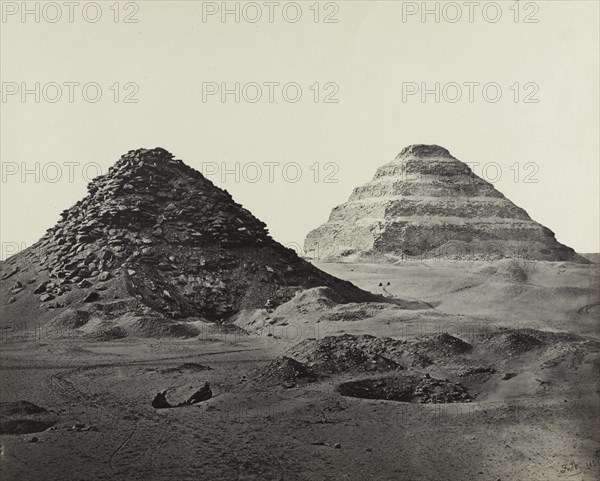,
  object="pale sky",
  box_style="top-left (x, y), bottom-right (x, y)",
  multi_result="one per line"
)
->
top-left (1, 0), bottom-right (599, 259)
